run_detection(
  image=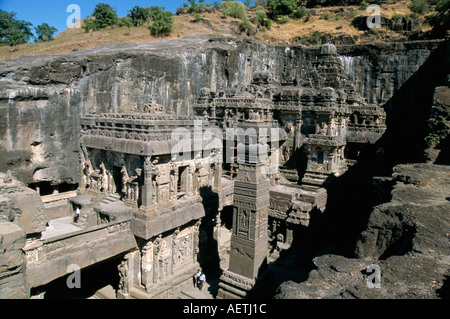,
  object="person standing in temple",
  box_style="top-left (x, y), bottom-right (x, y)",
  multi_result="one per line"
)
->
top-left (198, 272), bottom-right (206, 291)
top-left (194, 269), bottom-right (201, 288)
top-left (74, 205), bottom-right (80, 223)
